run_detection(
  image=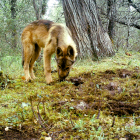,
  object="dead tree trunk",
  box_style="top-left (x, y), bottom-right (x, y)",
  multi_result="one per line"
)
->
top-left (62, 0), bottom-right (115, 60)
